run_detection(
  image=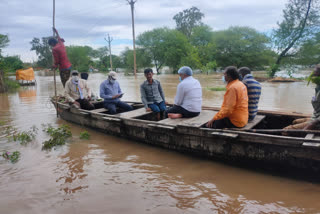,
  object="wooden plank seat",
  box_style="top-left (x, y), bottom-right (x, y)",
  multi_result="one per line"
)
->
top-left (89, 108), bottom-right (109, 114)
top-left (157, 110), bottom-right (216, 127)
top-left (116, 107), bottom-right (153, 119)
top-left (238, 115), bottom-right (265, 130)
